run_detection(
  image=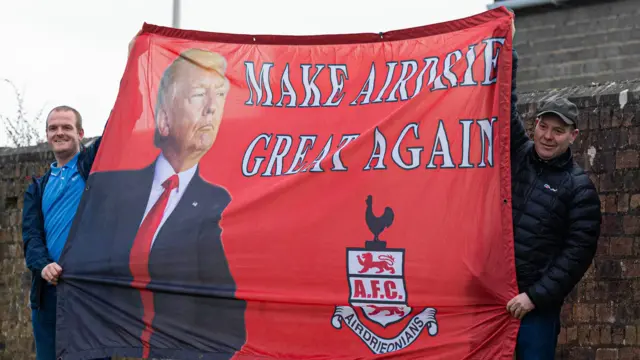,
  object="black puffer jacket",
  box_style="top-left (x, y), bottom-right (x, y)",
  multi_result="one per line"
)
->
top-left (510, 50), bottom-right (602, 310)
